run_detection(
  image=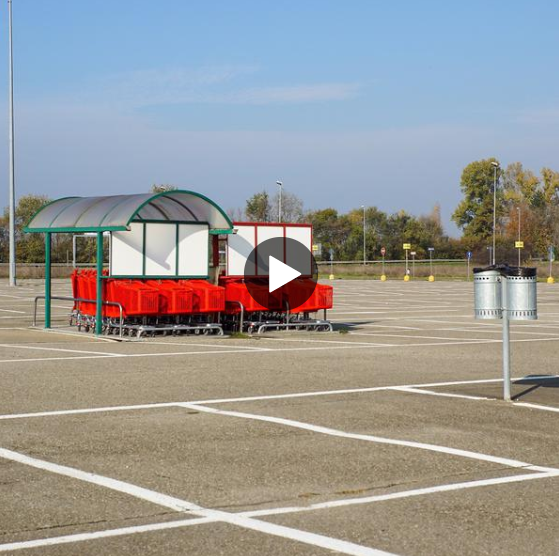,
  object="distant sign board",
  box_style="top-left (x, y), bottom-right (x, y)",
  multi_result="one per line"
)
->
top-left (403, 243), bottom-right (411, 250)
top-left (380, 247), bottom-right (386, 256)
top-left (410, 251), bottom-right (416, 256)
top-left (515, 241), bottom-right (524, 249)
top-left (549, 246), bottom-right (555, 262)
top-left (466, 251), bottom-right (472, 259)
